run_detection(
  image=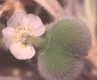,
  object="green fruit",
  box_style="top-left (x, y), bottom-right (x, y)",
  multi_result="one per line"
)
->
top-left (38, 18), bottom-right (91, 80)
